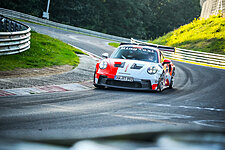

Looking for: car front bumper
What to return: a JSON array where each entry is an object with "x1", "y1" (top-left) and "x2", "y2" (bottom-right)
[{"x1": 94, "y1": 75, "x2": 159, "y2": 91}]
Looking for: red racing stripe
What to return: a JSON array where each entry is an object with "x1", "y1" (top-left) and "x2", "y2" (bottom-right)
[
  {"x1": 165, "y1": 79, "x2": 170, "y2": 86},
  {"x1": 96, "y1": 59, "x2": 119, "y2": 79}
]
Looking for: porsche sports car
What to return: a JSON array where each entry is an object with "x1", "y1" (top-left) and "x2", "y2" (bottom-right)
[{"x1": 93, "y1": 43, "x2": 175, "y2": 92}]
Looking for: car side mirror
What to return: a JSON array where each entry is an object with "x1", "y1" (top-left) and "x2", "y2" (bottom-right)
[{"x1": 102, "y1": 53, "x2": 109, "y2": 59}]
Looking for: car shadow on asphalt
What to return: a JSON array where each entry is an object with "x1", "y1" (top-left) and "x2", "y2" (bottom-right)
[{"x1": 93, "y1": 86, "x2": 178, "y2": 95}]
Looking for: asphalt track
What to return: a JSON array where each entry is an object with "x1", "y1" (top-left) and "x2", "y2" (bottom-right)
[{"x1": 0, "y1": 23, "x2": 225, "y2": 141}]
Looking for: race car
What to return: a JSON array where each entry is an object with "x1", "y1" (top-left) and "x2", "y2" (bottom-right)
[{"x1": 93, "y1": 43, "x2": 175, "y2": 92}]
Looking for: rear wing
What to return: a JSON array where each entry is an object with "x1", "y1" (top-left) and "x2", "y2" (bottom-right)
[
  {"x1": 152, "y1": 44, "x2": 176, "y2": 53},
  {"x1": 121, "y1": 39, "x2": 176, "y2": 53}
]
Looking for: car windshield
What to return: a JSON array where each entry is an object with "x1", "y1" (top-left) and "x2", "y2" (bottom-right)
[{"x1": 110, "y1": 46, "x2": 158, "y2": 63}]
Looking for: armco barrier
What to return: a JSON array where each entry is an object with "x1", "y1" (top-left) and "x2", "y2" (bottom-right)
[
  {"x1": 1, "y1": 8, "x2": 224, "y2": 69},
  {"x1": 131, "y1": 38, "x2": 225, "y2": 69},
  {"x1": 0, "y1": 15, "x2": 31, "y2": 55},
  {"x1": 0, "y1": 8, "x2": 129, "y2": 43}
]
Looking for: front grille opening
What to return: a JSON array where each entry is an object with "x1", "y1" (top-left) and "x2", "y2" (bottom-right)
[
  {"x1": 141, "y1": 80, "x2": 152, "y2": 89},
  {"x1": 106, "y1": 80, "x2": 142, "y2": 88},
  {"x1": 98, "y1": 75, "x2": 107, "y2": 84}
]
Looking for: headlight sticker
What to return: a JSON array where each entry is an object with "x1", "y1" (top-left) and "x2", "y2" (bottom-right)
[
  {"x1": 99, "y1": 61, "x2": 107, "y2": 69},
  {"x1": 147, "y1": 66, "x2": 158, "y2": 74}
]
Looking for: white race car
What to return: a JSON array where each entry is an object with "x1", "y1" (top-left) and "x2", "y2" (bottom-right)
[{"x1": 94, "y1": 43, "x2": 175, "y2": 92}]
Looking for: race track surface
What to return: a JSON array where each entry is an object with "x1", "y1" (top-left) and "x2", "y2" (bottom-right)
[{"x1": 0, "y1": 23, "x2": 224, "y2": 141}]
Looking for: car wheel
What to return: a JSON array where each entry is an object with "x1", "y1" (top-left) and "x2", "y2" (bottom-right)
[
  {"x1": 93, "y1": 69, "x2": 105, "y2": 89},
  {"x1": 157, "y1": 72, "x2": 165, "y2": 92},
  {"x1": 157, "y1": 79, "x2": 162, "y2": 92},
  {"x1": 169, "y1": 77, "x2": 174, "y2": 89}
]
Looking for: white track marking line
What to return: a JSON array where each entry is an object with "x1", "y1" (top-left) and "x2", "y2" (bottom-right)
[
  {"x1": 193, "y1": 120, "x2": 225, "y2": 128},
  {"x1": 153, "y1": 103, "x2": 225, "y2": 112},
  {"x1": 111, "y1": 114, "x2": 178, "y2": 125},
  {"x1": 68, "y1": 43, "x2": 102, "y2": 61}
]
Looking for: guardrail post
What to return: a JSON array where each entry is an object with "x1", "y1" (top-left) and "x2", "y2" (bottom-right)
[
  {"x1": 3, "y1": 18, "x2": 7, "y2": 32},
  {"x1": 0, "y1": 16, "x2": 2, "y2": 31},
  {"x1": 8, "y1": 20, "x2": 11, "y2": 32},
  {"x1": 15, "y1": 23, "x2": 19, "y2": 31},
  {"x1": 19, "y1": 24, "x2": 22, "y2": 31},
  {"x1": 12, "y1": 21, "x2": 16, "y2": 32}
]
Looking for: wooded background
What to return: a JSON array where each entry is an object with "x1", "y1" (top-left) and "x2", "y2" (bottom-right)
[{"x1": 0, "y1": 0, "x2": 201, "y2": 39}]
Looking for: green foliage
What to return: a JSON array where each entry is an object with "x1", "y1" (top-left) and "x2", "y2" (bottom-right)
[
  {"x1": 0, "y1": 31, "x2": 85, "y2": 71},
  {"x1": 150, "y1": 32, "x2": 173, "y2": 45},
  {"x1": 0, "y1": 0, "x2": 200, "y2": 40},
  {"x1": 109, "y1": 43, "x2": 120, "y2": 48},
  {"x1": 151, "y1": 15, "x2": 225, "y2": 54}
]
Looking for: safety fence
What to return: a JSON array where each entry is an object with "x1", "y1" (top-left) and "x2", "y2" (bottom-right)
[
  {"x1": 131, "y1": 38, "x2": 225, "y2": 69},
  {"x1": 1, "y1": 8, "x2": 224, "y2": 69},
  {"x1": 0, "y1": 8, "x2": 129, "y2": 43},
  {"x1": 0, "y1": 15, "x2": 31, "y2": 55}
]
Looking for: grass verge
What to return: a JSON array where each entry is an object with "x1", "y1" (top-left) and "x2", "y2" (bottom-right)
[
  {"x1": 13, "y1": 18, "x2": 46, "y2": 26},
  {"x1": 0, "y1": 31, "x2": 86, "y2": 71},
  {"x1": 150, "y1": 15, "x2": 225, "y2": 55},
  {"x1": 109, "y1": 42, "x2": 120, "y2": 48}
]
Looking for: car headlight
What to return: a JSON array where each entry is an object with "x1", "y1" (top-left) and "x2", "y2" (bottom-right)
[
  {"x1": 147, "y1": 66, "x2": 158, "y2": 74},
  {"x1": 99, "y1": 61, "x2": 108, "y2": 69}
]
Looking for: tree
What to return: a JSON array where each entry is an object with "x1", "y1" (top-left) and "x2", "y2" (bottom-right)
[{"x1": 0, "y1": 0, "x2": 201, "y2": 39}]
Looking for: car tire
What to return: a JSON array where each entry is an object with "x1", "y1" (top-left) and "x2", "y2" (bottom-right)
[
  {"x1": 93, "y1": 69, "x2": 105, "y2": 89},
  {"x1": 157, "y1": 77, "x2": 163, "y2": 92},
  {"x1": 157, "y1": 79, "x2": 162, "y2": 92},
  {"x1": 157, "y1": 72, "x2": 165, "y2": 92},
  {"x1": 93, "y1": 69, "x2": 96, "y2": 83},
  {"x1": 169, "y1": 77, "x2": 174, "y2": 89}
]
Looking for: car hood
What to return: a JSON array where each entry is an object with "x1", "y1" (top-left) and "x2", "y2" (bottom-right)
[{"x1": 106, "y1": 58, "x2": 162, "y2": 78}]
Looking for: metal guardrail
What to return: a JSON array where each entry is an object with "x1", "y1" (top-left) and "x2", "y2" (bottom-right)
[
  {"x1": 1, "y1": 8, "x2": 224, "y2": 68},
  {"x1": 0, "y1": 8, "x2": 130, "y2": 43},
  {"x1": 0, "y1": 15, "x2": 31, "y2": 55},
  {"x1": 131, "y1": 38, "x2": 225, "y2": 68}
]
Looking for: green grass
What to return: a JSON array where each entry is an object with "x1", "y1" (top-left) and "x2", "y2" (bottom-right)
[
  {"x1": 109, "y1": 42, "x2": 120, "y2": 48},
  {"x1": 13, "y1": 18, "x2": 46, "y2": 26},
  {"x1": 150, "y1": 15, "x2": 225, "y2": 55},
  {"x1": 0, "y1": 31, "x2": 86, "y2": 71}
]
